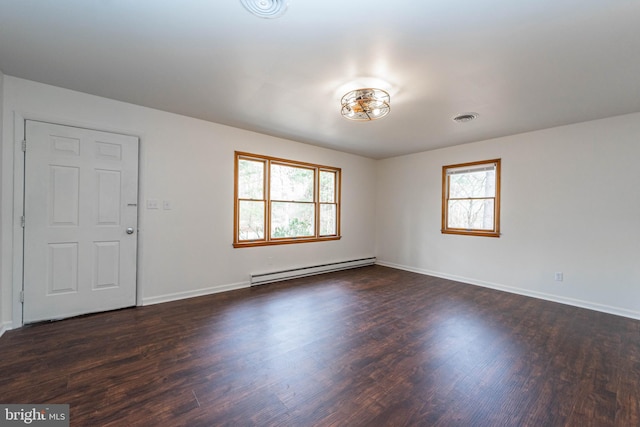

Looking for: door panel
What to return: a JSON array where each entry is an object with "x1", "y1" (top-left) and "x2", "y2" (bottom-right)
[
  {"x1": 24, "y1": 120, "x2": 139, "y2": 323},
  {"x1": 93, "y1": 241, "x2": 120, "y2": 289},
  {"x1": 47, "y1": 243, "x2": 78, "y2": 294},
  {"x1": 49, "y1": 165, "x2": 80, "y2": 226}
]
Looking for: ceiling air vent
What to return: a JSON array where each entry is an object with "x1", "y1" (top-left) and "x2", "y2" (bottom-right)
[
  {"x1": 452, "y1": 112, "x2": 479, "y2": 123},
  {"x1": 240, "y1": 0, "x2": 288, "y2": 18}
]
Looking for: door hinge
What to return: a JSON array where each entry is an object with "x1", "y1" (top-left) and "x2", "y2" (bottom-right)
[
  {"x1": 21, "y1": 140, "x2": 26, "y2": 152},
  {"x1": 21, "y1": 216, "x2": 25, "y2": 228},
  {"x1": 20, "y1": 291, "x2": 24, "y2": 303}
]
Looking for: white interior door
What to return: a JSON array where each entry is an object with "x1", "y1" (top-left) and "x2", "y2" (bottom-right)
[{"x1": 23, "y1": 120, "x2": 139, "y2": 323}]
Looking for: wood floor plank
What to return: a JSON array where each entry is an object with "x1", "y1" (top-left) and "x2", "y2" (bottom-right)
[{"x1": 1, "y1": 265, "x2": 639, "y2": 426}]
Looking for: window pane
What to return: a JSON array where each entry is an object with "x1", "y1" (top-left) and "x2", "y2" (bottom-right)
[
  {"x1": 238, "y1": 200, "x2": 265, "y2": 240},
  {"x1": 320, "y1": 171, "x2": 336, "y2": 203},
  {"x1": 448, "y1": 199, "x2": 495, "y2": 230},
  {"x1": 449, "y1": 170, "x2": 495, "y2": 199},
  {"x1": 271, "y1": 164, "x2": 314, "y2": 202},
  {"x1": 238, "y1": 159, "x2": 264, "y2": 199},
  {"x1": 319, "y1": 204, "x2": 336, "y2": 235},
  {"x1": 271, "y1": 202, "x2": 314, "y2": 238}
]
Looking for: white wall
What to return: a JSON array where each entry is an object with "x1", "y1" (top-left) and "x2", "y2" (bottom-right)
[
  {"x1": 0, "y1": 76, "x2": 376, "y2": 327},
  {"x1": 0, "y1": 70, "x2": 5, "y2": 336},
  {"x1": 376, "y1": 112, "x2": 640, "y2": 318},
  {"x1": 3, "y1": 75, "x2": 639, "y2": 331}
]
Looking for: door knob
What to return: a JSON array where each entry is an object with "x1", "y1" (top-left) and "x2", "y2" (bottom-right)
[{"x1": 126, "y1": 227, "x2": 135, "y2": 234}]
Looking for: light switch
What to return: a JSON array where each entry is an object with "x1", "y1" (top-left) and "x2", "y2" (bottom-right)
[
  {"x1": 163, "y1": 200, "x2": 172, "y2": 210},
  {"x1": 146, "y1": 199, "x2": 159, "y2": 209}
]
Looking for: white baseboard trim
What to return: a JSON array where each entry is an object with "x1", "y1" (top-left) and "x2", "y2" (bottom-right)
[
  {"x1": 141, "y1": 281, "x2": 251, "y2": 306},
  {"x1": 376, "y1": 260, "x2": 640, "y2": 321},
  {"x1": 0, "y1": 321, "x2": 13, "y2": 339}
]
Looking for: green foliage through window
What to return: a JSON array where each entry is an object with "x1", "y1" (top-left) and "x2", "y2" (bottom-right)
[{"x1": 234, "y1": 152, "x2": 341, "y2": 247}]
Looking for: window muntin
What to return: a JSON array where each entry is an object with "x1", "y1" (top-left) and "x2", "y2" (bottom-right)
[
  {"x1": 442, "y1": 159, "x2": 500, "y2": 237},
  {"x1": 238, "y1": 200, "x2": 265, "y2": 240},
  {"x1": 270, "y1": 163, "x2": 314, "y2": 202},
  {"x1": 319, "y1": 171, "x2": 336, "y2": 203},
  {"x1": 319, "y1": 170, "x2": 338, "y2": 236},
  {"x1": 319, "y1": 203, "x2": 337, "y2": 236},
  {"x1": 234, "y1": 152, "x2": 341, "y2": 247},
  {"x1": 237, "y1": 158, "x2": 266, "y2": 241},
  {"x1": 238, "y1": 158, "x2": 265, "y2": 199},
  {"x1": 271, "y1": 202, "x2": 315, "y2": 238}
]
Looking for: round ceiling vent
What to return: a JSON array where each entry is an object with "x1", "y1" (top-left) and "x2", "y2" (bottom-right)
[
  {"x1": 240, "y1": 0, "x2": 289, "y2": 18},
  {"x1": 452, "y1": 112, "x2": 479, "y2": 123}
]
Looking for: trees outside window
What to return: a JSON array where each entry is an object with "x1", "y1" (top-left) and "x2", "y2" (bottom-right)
[
  {"x1": 442, "y1": 159, "x2": 500, "y2": 237},
  {"x1": 234, "y1": 152, "x2": 341, "y2": 247}
]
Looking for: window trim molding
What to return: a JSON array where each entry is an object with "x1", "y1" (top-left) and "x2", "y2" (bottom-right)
[
  {"x1": 441, "y1": 158, "x2": 501, "y2": 238},
  {"x1": 234, "y1": 151, "x2": 341, "y2": 248}
]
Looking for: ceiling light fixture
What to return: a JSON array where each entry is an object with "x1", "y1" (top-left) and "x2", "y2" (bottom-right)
[
  {"x1": 341, "y1": 88, "x2": 391, "y2": 121},
  {"x1": 240, "y1": 0, "x2": 289, "y2": 18}
]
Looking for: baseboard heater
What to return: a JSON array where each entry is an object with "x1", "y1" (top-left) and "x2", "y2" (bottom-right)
[{"x1": 250, "y1": 257, "x2": 376, "y2": 286}]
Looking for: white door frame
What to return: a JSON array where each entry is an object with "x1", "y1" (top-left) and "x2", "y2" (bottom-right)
[{"x1": 11, "y1": 112, "x2": 143, "y2": 328}]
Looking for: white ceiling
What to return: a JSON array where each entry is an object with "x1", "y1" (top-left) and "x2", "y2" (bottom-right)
[{"x1": 1, "y1": 0, "x2": 639, "y2": 159}]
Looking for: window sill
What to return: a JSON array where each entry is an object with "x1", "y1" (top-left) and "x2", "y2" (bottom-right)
[
  {"x1": 233, "y1": 236, "x2": 342, "y2": 248},
  {"x1": 441, "y1": 230, "x2": 500, "y2": 238}
]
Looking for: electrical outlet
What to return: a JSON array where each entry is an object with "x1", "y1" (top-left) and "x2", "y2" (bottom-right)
[{"x1": 554, "y1": 272, "x2": 563, "y2": 282}]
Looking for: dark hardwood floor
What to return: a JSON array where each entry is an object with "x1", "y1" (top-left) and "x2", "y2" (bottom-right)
[{"x1": 1, "y1": 265, "x2": 639, "y2": 426}]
